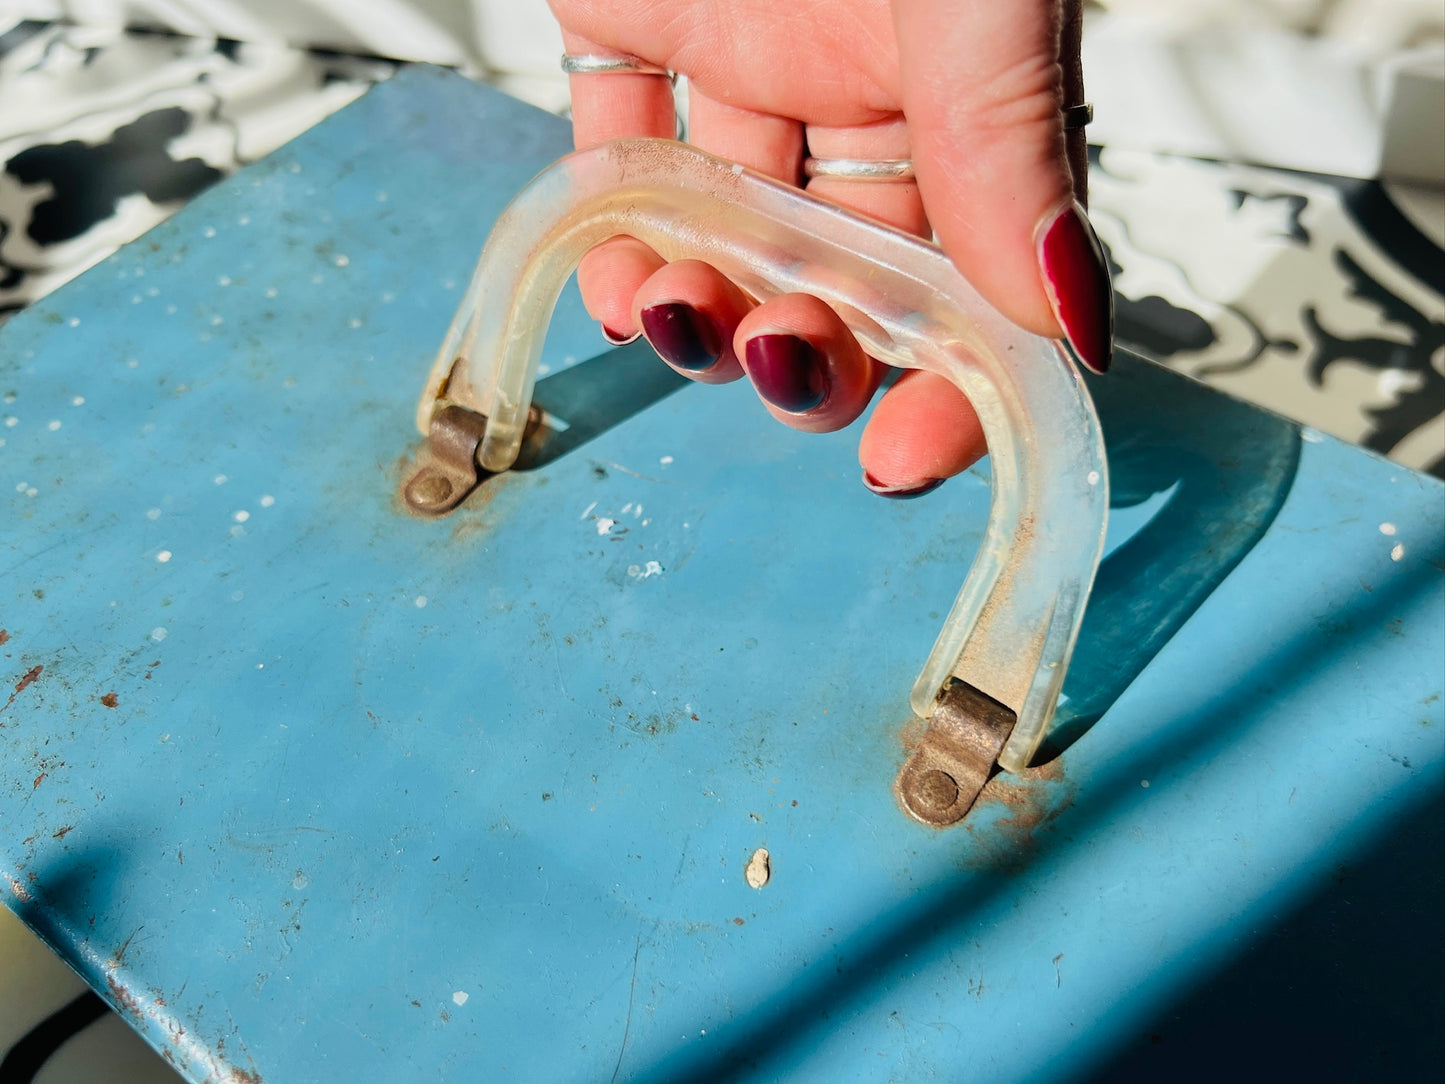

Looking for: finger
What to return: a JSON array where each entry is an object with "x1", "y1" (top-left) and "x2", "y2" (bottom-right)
[
  {"x1": 633, "y1": 260, "x2": 751, "y2": 384},
  {"x1": 687, "y1": 84, "x2": 804, "y2": 183},
  {"x1": 858, "y1": 370, "x2": 988, "y2": 497},
  {"x1": 1060, "y1": 0, "x2": 1088, "y2": 206},
  {"x1": 577, "y1": 237, "x2": 665, "y2": 342},
  {"x1": 803, "y1": 118, "x2": 928, "y2": 237},
  {"x1": 735, "y1": 294, "x2": 883, "y2": 434},
  {"x1": 561, "y1": 31, "x2": 676, "y2": 147},
  {"x1": 894, "y1": 0, "x2": 1112, "y2": 373},
  {"x1": 562, "y1": 31, "x2": 676, "y2": 341}
]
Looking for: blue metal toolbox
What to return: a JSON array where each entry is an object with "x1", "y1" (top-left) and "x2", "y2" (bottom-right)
[{"x1": 2, "y1": 67, "x2": 1441, "y2": 1081}]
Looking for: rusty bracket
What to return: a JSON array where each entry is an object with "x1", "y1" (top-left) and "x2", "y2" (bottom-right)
[
  {"x1": 401, "y1": 405, "x2": 491, "y2": 516},
  {"x1": 897, "y1": 679, "x2": 1018, "y2": 827}
]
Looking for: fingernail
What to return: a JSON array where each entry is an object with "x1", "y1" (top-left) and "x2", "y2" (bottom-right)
[
  {"x1": 862, "y1": 470, "x2": 944, "y2": 500},
  {"x1": 1037, "y1": 201, "x2": 1114, "y2": 374},
  {"x1": 744, "y1": 334, "x2": 827, "y2": 413},
  {"x1": 602, "y1": 323, "x2": 640, "y2": 346},
  {"x1": 640, "y1": 302, "x2": 722, "y2": 372}
]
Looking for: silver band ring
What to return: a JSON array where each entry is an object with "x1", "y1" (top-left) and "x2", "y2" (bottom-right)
[
  {"x1": 1062, "y1": 103, "x2": 1094, "y2": 130},
  {"x1": 560, "y1": 53, "x2": 671, "y2": 77},
  {"x1": 803, "y1": 158, "x2": 916, "y2": 182}
]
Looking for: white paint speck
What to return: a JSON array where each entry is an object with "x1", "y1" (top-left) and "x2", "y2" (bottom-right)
[
  {"x1": 660, "y1": 456, "x2": 674, "y2": 466},
  {"x1": 443, "y1": 279, "x2": 456, "y2": 290},
  {"x1": 4, "y1": 417, "x2": 15, "y2": 428},
  {"x1": 1140, "y1": 780, "x2": 1150, "y2": 788},
  {"x1": 147, "y1": 287, "x2": 159, "y2": 297},
  {"x1": 71, "y1": 396, "x2": 84, "y2": 406},
  {"x1": 335, "y1": 255, "x2": 350, "y2": 267},
  {"x1": 579, "y1": 501, "x2": 597, "y2": 520},
  {"x1": 231, "y1": 590, "x2": 245, "y2": 602},
  {"x1": 210, "y1": 315, "x2": 224, "y2": 326},
  {"x1": 452, "y1": 991, "x2": 469, "y2": 1007},
  {"x1": 164, "y1": 305, "x2": 177, "y2": 316},
  {"x1": 2, "y1": 394, "x2": 12, "y2": 404},
  {"x1": 146, "y1": 508, "x2": 161, "y2": 520},
  {"x1": 1380, "y1": 522, "x2": 1397, "y2": 536},
  {"x1": 156, "y1": 550, "x2": 172, "y2": 563},
  {"x1": 151, "y1": 627, "x2": 168, "y2": 642},
  {"x1": 311, "y1": 273, "x2": 324, "y2": 285},
  {"x1": 230, "y1": 525, "x2": 246, "y2": 538},
  {"x1": 218, "y1": 275, "x2": 232, "y2": 286},
  {"x1": 264, "y1": 287, "x2": 278, "y2": 299},
  {"x1": 203, "y1": 226, "x2": 217, "y2": 238},
  {"x1": 627, "y1": 560, "x2": 664, "y2": 580},
  {"x1": 1391, "y1": 542, "x2": 1405, "y2": 562},
  {"x1": 415, "y1": 595, "x2": 428, "y2": 608},
  {"x1": 24, "y1": 487, "x2": 37, "y2": 498},
  {"x1": 238, "y1": 215, "x2": 250, "y2": 226},
  {"x1": 348, "y1": 317, "x2": 362, "y2": 329},
  {"x1": 380, "y1": 291, "x2": 395, "y2": 303},
  {"x1": 596, "y1": 517, "x2": 615, "y2": 535},
  {"x1": 68, "y1": 317, "x2": 80, "y2": 327},
  {"x1": 131, "y1": 294, "x2": 143, "y2": 304},
  {"x1": 256, "y1": 663, "x2": 265, "y2": 670},
  {"x1": 14, "y1": 482, "x2": 25, "y2": 493},
  {"x1": 292, "y1": 872, "x2": 308, "y2": 889},
  {"x1": 233, "y1": 510, "x2": 250, "y2": 523},
  {"x1": 537, "y1": 363, "x2": 550, "y2": 377},
  {"x1": 1087, "y1": 470, "x2": 1100, "y2": 486},
  {"x1": 641, "y1": 519, "x2": 650, "y2": 527},
  {"x1": 47, "y1": 420, "x2": 60, "y2": 431},
  {"x1": 621, "y1": 502, "x2": 633, "y2": 514},
  {"x1": 1301, "y1": 428, "x2": 1323, "y2": 444},
  {"x1": 745, "y1": 848, "x2": 771, "y2": 889},
  {"x1": 259, "y1": 494, "x2": 275, "y2": 508},
  {"x1": 376, "y1": 190, "x2": 388, "y2": 202},
  {"x1": 214, "y1": 474, "x2": 228, "y2": 485}
]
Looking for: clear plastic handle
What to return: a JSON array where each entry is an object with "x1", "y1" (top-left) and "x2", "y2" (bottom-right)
[{"x1": 417, "y1": 138, "x2": 1108, "y2": 777}]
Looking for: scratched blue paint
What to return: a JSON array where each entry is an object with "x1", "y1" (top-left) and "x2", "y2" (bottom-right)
[{"x1": 1, "y1": 68, "x2": 1441, "y2": 1081}]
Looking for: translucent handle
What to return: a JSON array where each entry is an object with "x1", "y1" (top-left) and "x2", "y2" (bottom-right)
[{"x1": 419, "y1": 139, "x2": 1108, "y2": 772}]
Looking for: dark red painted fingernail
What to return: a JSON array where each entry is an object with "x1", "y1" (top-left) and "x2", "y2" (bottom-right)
[
  {"x1": 1037, "y1": 201, "x2": 1114, "y2": 374},
  {"x1": 602, "y1": 323, "x2": 640, "y2": 346},
  {"x1": 640, "y1": 302, "x2": 723, "y2": 372},
  {"x1": 862, "y1": 471, "x2": 945, "y2": 500},
  {"x1": 744, "y1": 334, "x2": 827, "y2": 413}
]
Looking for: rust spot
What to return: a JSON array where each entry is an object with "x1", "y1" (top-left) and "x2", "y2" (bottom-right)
[
  {"x1": 52, "y1": 825, "x2": 73, "y2": 840},
  {"x1": 101, "y1": 692, "x2": 119, "y2": 708},
  {"x1": 959, "y1": 758, "x2": 1077, "y2": 873},
  {"x1": 0, "y1": 629, "x2": 8, "y2": 645},
  {"x1": 32, "y1": 772, "x2": 46, "y2": 789},
  {"x1": 0, "y1": 664, "x2": 43, "y2": 716},
  {"x1": 732, "y1": 917, "x2": 745, "y2": 926}
]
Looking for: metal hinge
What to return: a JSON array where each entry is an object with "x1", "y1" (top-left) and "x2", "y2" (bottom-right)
[
  {"x1": 401, "y1": 405, "x2": 491, "y2": 516},
  {"x1": 897, "y1": 679, "x2": 1018, "y2": 827}
]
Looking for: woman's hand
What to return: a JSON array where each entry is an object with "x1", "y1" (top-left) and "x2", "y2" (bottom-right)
[{"x1": 549, "y1": 0, "x2": 1111, "y2": 496}]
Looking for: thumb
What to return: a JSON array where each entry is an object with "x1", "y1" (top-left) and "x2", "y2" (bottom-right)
[{"x1": 893, "y1": 0, "x2": 1112, "y2": 373}]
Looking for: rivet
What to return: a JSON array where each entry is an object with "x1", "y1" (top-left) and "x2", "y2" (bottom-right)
[
  {"x1": 406, "y1": 469, "x2": 454, "y2": 509},
  {"x1": 906, "y1": 767, "x2": 960, "y2": 821}
]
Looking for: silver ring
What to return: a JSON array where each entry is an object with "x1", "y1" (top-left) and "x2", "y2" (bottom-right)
[
  {"x1": 1062, "y1": 103, "x2": 1094, "y2": 130},
  {"x1": 803, "y1": 158, "x2": 915, "y2": 182},
  {"x1": 560, "y1": 52, "x2": 671, "y2": 77}
]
